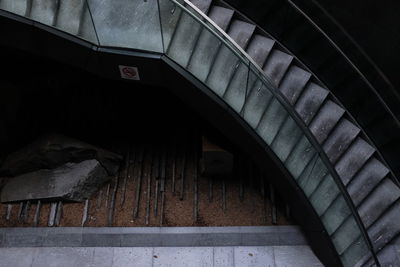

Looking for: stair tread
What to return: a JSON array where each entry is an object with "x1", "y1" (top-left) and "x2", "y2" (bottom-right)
[
  {"x1": 309, "y1": 100, "x2": 345, "y2": 144},
  {"x1": 295, "y1": 82, "x2": 329, "y2": 125},
  {"x1": 227, "y1": 20, "x2": 256, "y2": 49},
  {"x1": 56, "y1": 0, "x2": 85, "y2": 36},
  {"x1": 335, "y1": 137, "x2": 375, "y2": 185},
  {"x1": 246, "y1": 35, "x2": 275, "y2": 68},
  {"x1": 347, "y1": 158, "x2": 390, "y2": 206},
  {"x1": 190, "y1": 0, "x2": 212, "y2": 13},
  {"x1": 0, "y1": 1, "x2": 28, "y2": 16},
  {"x1": 375, "y1": 236, "x2": 400, "y2": 267},
  {"x1": 321, "y1": 196, "x2": 351, "y2": 235},
  {"x1": 368, "y1": 199, "x2": 400, "y2": 251},
  {"x1": 30, "y1": 0, "x2": 58, "y2": 26},
  {"x1": 358, "y1": 179, "x2": 400, "y2": 228},
  {"x1": 279, "y1": 66, "x2": 312, "y2": 105},
  {"x1": 322, "y1": 119, "x2": 360, "y2": 164},
  {"x1": 208, "y1": 6, "x2": 234, "y2": 31},
  {"x1": 263, "y1": 50, "x2": 293, "y2": 87}
]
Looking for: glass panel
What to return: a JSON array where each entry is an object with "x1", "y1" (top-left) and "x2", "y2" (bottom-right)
[
  {"x1": 159, "y1": 0, "x2": 183, "y2": 50},
  {"x1": 309, "y1": 174, "x2": 340, "y2": 215},
  {"x1": 187, "y1": 21, "x2": 224, "y2": 82},
  {"x1": 87, "y1": 0, "x2": 162, "y2": 52},
  {"x1": 340, "y1": 237, "x2": 371, "y2": 267},
  {"x1": 164, "y1": 4, "x2": 204, "y2": 67},
  {"x1": 332, "y1": 216, "x2": 362, "y2": 255},
  {"x1": 285, "y1": 135, "x2": 317, "y2": 179},
  {"x1": 223, "y1": 61, "x2": 249, "y2": 113},
  {"x1": 0, "y1": 0, "x2": 28, "y2": 16},
  {"x1": 297, "y1": 156, "x2": 328, "y2": 197},
  {"x1": 322, "y1": 196, "x2": 352, "y2": 235},
  {"x1": 241, "y1": 78, "x2": 273, "y2": 129},
  {"x1": 256, "y1": 97, "x2": 288, "y2": 145},
  {"x1": 271, "y1": 115, "x2": 303, "y2": 162}
]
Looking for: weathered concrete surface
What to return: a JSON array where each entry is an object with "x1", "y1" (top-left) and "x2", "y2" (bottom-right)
[
  {"x1": 0, "y1": 134, "x2": 122, "y2": 176},
  {"x1": 0, "y1": 159, "x2": 109, "y2": 202}
]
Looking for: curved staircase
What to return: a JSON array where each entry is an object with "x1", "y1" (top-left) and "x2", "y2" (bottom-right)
[{"x1": 0, "y1": 0, "x2": 399, "y2": 266}]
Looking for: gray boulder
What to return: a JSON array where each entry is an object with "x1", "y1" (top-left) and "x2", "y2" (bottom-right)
[
  {"x1": 1, "y1": 159, "x2": 109, "y2": 202},
  {"x1": 0, "y1": 134, "x2": 122, "y2": 176}
]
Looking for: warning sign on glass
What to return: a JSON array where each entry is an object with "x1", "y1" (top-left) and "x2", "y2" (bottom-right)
[{"x1": 119, "y1": 65, "x2": 140, "y2": 80}]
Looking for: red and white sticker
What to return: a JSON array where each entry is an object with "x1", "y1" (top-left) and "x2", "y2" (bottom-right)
[{"x1": 119, "y1": 65, "x2": 140, "y2": 80}]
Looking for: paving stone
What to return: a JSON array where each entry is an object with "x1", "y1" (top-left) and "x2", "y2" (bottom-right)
[
  {"x1": 274, "y1": 246, "x2": 323, "y2": 267},
  {"x1": 112, "y1": 247, "x2": 153, "y2": 267},
  {"x1": 0, "y1": 247, "x2": 37, "y2": 267},
  {"x1": 153, "y1": 247, "x2": 213, "y2": 267},
  {"x1": 233, "y1": 246, "x2": 275, "y2": 267},
  {"x1": 31, "y1": 247, "x2": 94, "y2": 267},
  {"x1": 92, "y1": 247, "x2": 114, "y2": 267},
  {"x1": 214, "y1": 247, "x2": 234, "y2": 267}
]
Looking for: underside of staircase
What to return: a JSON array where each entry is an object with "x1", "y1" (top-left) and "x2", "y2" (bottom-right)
[{"x1": 0, "y1": 0, "x2": 399, "y2": 266}]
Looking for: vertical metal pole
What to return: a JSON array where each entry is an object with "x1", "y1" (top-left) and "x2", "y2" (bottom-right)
[
  {"x1": 48, "y1": 202, "x2": 57, "y2": 227},
  {"x1": 193, "y1": 148, "x2": 198, "y2": 222},
  {"x1": 108, "y1": 171, "x2": 120, "y2": 226},
  {"x1": 222, "y1": 180, "x2": 226, "y2": 212},
  {"x1": 270, "y1": 185, "x2": 277, "y2": 225},
  {"x1": 180, "y1": 146, "x2": 186, "y2": 201},
  {"x1": 145, "y1": 150, "x2": 153, "y2": 225},
  {"x1": 6, "y1": 204, "x2": 12, "y2": 221},
  {"x1": 33, "y1": 201, "x2": 41, "y2": 227},
  {"x1": 120, "y1": 148, "x2": 131, "y2": 208},
  {"x1": 55, "y1": 201, "x2": 63, "y2": 226},
  {"x1": 82, "y1": 199, "x2": 89, "y2": 226},
  {"x1": 133, "y1": 147, "x2": 144, "y2": 219},
  {"x1": 208, "y1": 178, "x2": 213, "y2": 202}
]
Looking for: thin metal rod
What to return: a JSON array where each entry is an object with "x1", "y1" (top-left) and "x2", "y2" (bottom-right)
[
  {"x1": 193, "y1": 146, "x2": 198, "y2": 222},
  {"x1": 208, "y1": 178, "x2": 213, "y2": 202},
  {"x1": 120, "y1": 148, "x2": 131, "y2": 208},
  {"x1": 222, "y1": 180, "x2": 226, "y2": 212},
  {"x1": 96, "y1": 189, "x2": 103, "y2": 209},
  {"x1": 270, "y1": 185, "x2": 277, "y2": 225},
  {"x1": 145, "y1": 151, "x2": 153, "y2": 225},
  {"x1": 108, "y1": 171, "x2": 120, "y2": 226},
  {"x1": 17, "y1": 202, "x2": 24, "y2": 223},
  {"x1": 154, "y1": 180, "x2": 159, "y2": 217},
  {"x1": 159, "y1": 148, "x2": 167, "y2": 226},
  {"x1": 33, "y1": 201, "x2": 41, "y2": 227},
  {"x1": 171, "y1": 142, "x2": 176, "y2": 194},
  {"x1": 180, "y1": 147, "x2": 186, "y2": 201},
  {"x1": 55, "y1": 201, "x2": 63, "y2": 226},
  {"x1": 48, "y1": 202, "x2": 57, "y2": 227},
  {"x1": 22, "y1": 200, "x2": 31, "y2": 223},
  {"x1": 82, "y1": 199, "x2": 89, "y2": 226},
  {"x1": 134, "y1": 148, "x2": 144, "y2": 219},
  {"x1": 6, "y1": 204, "x2": 12, "y2": 221},
  {"x1": 105, "y1": 183, "x2": 110, "y2": 209}
]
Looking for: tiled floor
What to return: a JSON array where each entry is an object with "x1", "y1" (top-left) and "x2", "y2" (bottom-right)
[{"x1": 0, "y1": 246, "x2": 323, "y2": 267}]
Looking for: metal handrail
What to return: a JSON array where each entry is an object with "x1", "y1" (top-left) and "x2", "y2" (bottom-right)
[{"x1": 166, "y1": 0, "x2": 379, "y2": 265}]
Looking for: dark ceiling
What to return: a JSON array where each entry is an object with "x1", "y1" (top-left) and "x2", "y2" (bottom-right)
[{"x1": 316, "y1": 0, "x2": 400, "y2": 92}]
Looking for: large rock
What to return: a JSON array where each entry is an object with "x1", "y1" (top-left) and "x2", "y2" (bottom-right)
[
  {"x1": 0, "y1": 134, "x2": 122, "y2": 176},
  {"x1": 1, "y1": 159, "x2": 109, "y2": 202}
]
